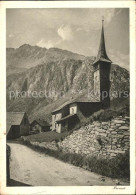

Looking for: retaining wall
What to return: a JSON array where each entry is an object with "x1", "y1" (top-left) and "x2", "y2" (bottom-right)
[{"x1": 58, "y1": 116, "x2": 129, "y2": 158}]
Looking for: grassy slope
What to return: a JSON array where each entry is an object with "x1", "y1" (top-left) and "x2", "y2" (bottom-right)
[{"x1": 22, "y1": 131, "x2": 69, "y2": 143}]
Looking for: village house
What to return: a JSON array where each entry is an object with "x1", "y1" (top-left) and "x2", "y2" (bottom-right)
[
  {"x1": 52, "y1": 19, "x2": 112, "y2": 133},
  {"x1": 7, "y1": 112, "x2": 30, "y2": 140},
  {"x1": 30, "y1": 119, "x2": 50, "y2": 133},
  {"x1": 52, "y1": 98, "x2": 102, "y2": 133}
]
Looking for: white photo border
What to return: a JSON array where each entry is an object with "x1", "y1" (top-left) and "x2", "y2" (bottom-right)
[{"x1": 0, "y1": 1, "x2": 135, "y2": 194}]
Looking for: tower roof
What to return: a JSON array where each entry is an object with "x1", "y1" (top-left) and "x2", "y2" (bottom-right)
[{"x1": 93, "y1": 18, "x2": 112, "y2": 65}]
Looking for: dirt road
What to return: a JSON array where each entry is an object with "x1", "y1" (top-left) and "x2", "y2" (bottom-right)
[{"x1": 8, "y1": 143, "x2": 126, "y2": 186}]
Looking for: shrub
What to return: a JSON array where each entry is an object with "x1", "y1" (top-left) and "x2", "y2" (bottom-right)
[
  {"x1": 88, "y1": 107, "x2": 129, "y2": 122},
  {"x1": 86, "y1": 152, "x2": 130, "y2": 179}
]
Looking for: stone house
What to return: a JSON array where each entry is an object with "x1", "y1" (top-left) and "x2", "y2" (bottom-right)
[
  {"x1": 52, "y1": 98, "x2": 102, "y2": 133},
  {"x1": 52, "y1": 19, "x2": 112, "y2": 133},
  {"x1": 52, "y1": 101, "x2": 69, "y2": 133},
  {"x1": 7, "y1": 112, "x2": 30, "y2": 140},
  {"x1": 30, "y1": 119, "x2": 50, "y2": 133}
]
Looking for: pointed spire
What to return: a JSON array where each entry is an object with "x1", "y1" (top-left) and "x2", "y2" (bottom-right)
[{"x1": 93, "y1": 17, "x2": 112, "y2": 65}]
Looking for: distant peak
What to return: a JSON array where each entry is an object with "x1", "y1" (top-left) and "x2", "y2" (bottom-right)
[
  {"x1": 19, "y1": 44, "x2": 31, "y2": 48},
  {"x1": 18, "y1": 44, "x2": 47, "y2": 50}
]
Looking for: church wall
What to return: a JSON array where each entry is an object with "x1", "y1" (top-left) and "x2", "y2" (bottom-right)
[
  {"x1": 100, "y1": 63, "x2": 111, "y2": 108},
  {"x1": 100, "y1": 62, "x2": 111, "y2": 94},
  {"x1": 69, "y1": 103, "x2": 78, "y2": 114},
  {"x1": 94, "y1": 69, "x2": 100, "y2": 98},
  {"x1": 77, "y1": 102, "x2": 102, "y2": 117}
]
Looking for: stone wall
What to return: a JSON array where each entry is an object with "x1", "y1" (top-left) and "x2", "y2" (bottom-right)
[{"x1": 58, "y1": 116, "x2": 129, "y2": 158}]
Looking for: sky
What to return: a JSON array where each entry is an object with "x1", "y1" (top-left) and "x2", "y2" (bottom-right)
[{"x1": 6, "y1": 8, "x2": 129, "y2": 70}]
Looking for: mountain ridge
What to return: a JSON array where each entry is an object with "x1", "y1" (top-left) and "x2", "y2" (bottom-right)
[
  {"x1": 6, "y1": 44, "x2": 86, "y2": 76},
  {"x1": 7, "y1": 47, "x2": 129, "y2": 123}
]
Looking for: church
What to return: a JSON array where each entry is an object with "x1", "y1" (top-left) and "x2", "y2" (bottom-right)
[{"x1": 52, "y1": 19, "x2": 112, "y2": 133}]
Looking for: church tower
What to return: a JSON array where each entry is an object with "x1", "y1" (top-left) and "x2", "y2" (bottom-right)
[{"x1": 93, "y1": 18, "x2": 112, "y2": 108}]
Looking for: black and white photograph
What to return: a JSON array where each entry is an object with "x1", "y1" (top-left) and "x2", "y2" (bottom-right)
[{"x1": 0, "y1": 1, "x2": 135, "y2": 195}]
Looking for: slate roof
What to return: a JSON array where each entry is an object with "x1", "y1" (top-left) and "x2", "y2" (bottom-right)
[
  {"x1": 7, "y1": 112, "x2": 25, "y2": 134},
  {"x1": 56, "y1": 114, "x2": 77, "y2": 123},
  {"x1": 52, "y1": 100, "x2": 72, "y2": 113},
  {"x1": 93, "y1": 20, "x2": 112, "y2": 65},
  {"x1": 31, "y1": 119, "x2": 49, "y2": 127},
  {"x1": 73, "y1": 97, "x2": 100, "y2": 103},
  {"x1": 52, "y1": 96, "x2": 100, "y2": 113}
]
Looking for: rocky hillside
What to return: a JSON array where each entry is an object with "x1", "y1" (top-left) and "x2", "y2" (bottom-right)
[{"x1": 6, "y1": 45, "x2": 129, "y2": 122}]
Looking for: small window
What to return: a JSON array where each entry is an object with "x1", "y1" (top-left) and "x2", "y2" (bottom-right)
[{"x1": 72, "y1": 108, "x2": 74, "y2": 114}]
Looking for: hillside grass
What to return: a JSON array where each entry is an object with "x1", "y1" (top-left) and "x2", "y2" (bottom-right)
[
  {"x1": 20, "y1": 131, "x2": 70, "y2": 143},
  {"x1": 78, "y1": 97, "x2": 129, "y2": 127}
]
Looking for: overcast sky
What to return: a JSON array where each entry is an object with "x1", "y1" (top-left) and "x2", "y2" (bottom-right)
[{"x1": 6, "y1": 8, "x2": 129, "y2": 70}]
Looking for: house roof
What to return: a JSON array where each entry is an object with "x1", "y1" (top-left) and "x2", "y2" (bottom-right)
[
  {"x1": 56, "y1": 114, "x2": 77, "y2": 123},
  {"x1": 52, "y1": 96, "x2": 100, "y2": 114},
  {"x1": 7, "y1": 112, "x2": 26, "y2": 134},
  {"x1": 72, "y1": 97, "x2": 100, "y2": 103},
  {"x1": 52, "y1": 100, "x2": 72, "y2": 113},
  {"x1": 93, "y1": 19, "x2": 112, "y2": 66},
  {"x1": 31, "y1": 119, "x2": 49, "y2": 127}
]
